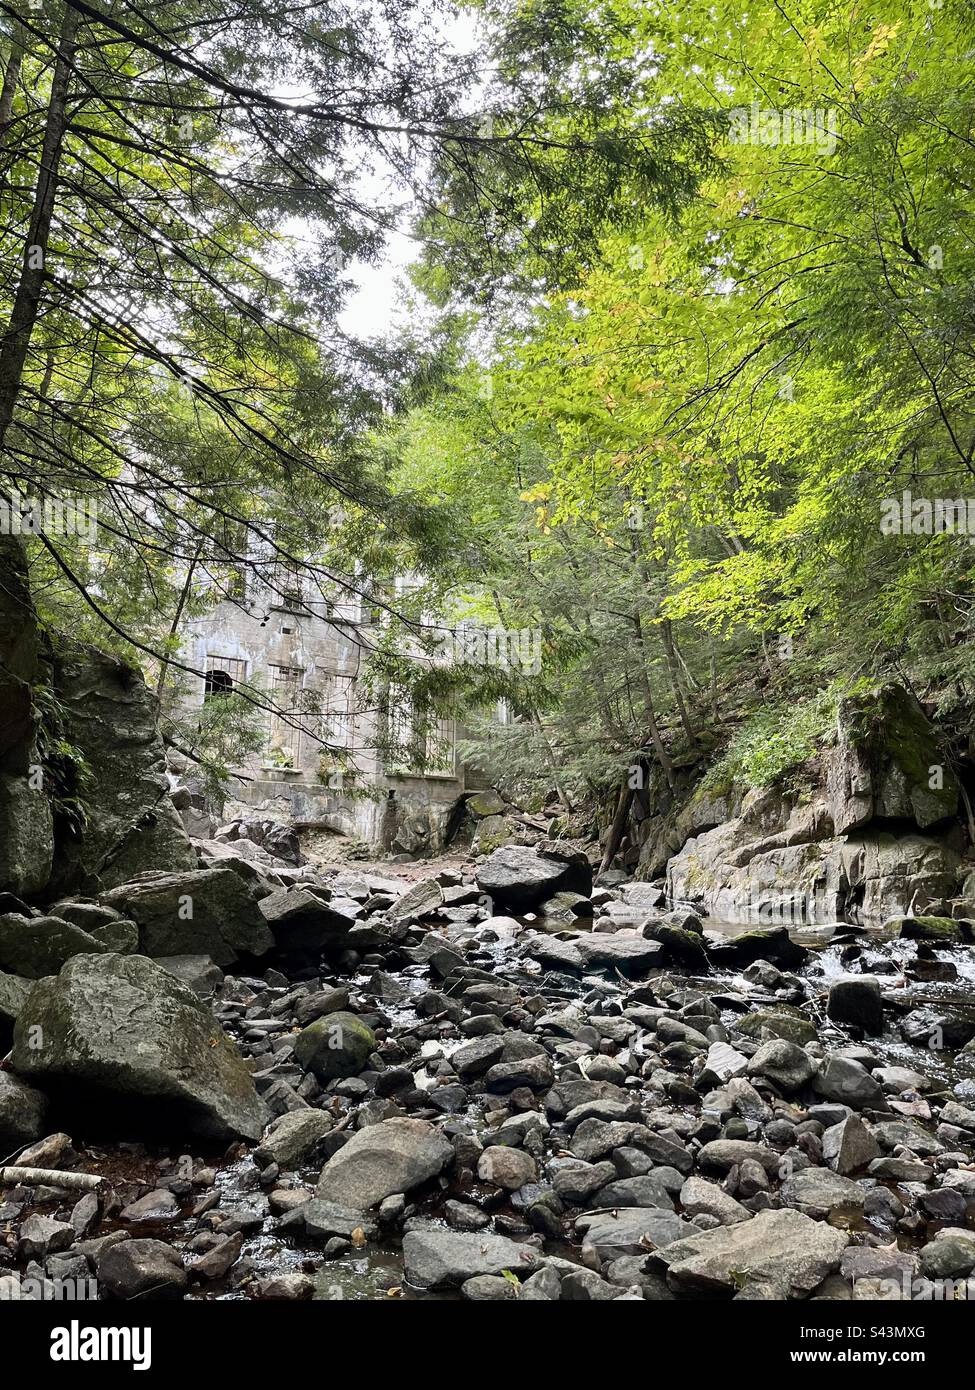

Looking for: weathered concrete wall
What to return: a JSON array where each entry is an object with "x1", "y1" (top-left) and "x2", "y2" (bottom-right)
[{"x1": 179, "y1": 579, "x2": 471, "y2": 850}]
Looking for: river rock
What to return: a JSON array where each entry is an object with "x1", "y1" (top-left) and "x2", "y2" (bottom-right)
[
  {"x1": 653, "y1": 1208, "x2": 848, "y2": 1297},
  {"x1": 10, "y1": 952, "x2": 268, "y2": 1140},
  {"x1": 96, "y1": 1238, "x2": 188, "y2": 1300},
  {"x1": 259, "y1": 886, "x2": 365, "y2": 953},
  {"x1": 316, "y1": 1118, "x2": 453, "y2": 1209},
  {"x1": 746, "y1": 1039, "x2": 816, "y2": 1093},
  {"x1": 255, "y1": 1110, "x2": 332, "y2": 1168},
  {"x1": 403, "y1": 1227, "x2": 543, "y2": 1289},
  {"x1": 780, "y1": 1168, "x2": 865, "y2": 1218},
  {"x1": 822, "y1": 1114, "x2": 881, "y2": 1175},
  {"x1": 292, "y1": 1011, "x2": 376, "y2": 1081},
  {"x1": 827, "y1": 976, "x2": 885, "y2": 1035}
]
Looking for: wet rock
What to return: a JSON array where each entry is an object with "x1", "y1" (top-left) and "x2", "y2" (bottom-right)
[
  {"x1": 653, "y1": 1208, "x2": 848, "y2": 1297},
  {"x1": 11, "y1": 952, "x2": 268, "y2": 1141},
  {"x1": 894, "y1": 915, "x2": 962, "y2": 944},
  {"x1": 827, "y1": 977, "x2": 885, "y2": 1036},
  {"x1": 250, "y1": 1273, "x2": 315, "y2": 1299},
  {"x1": 96, "y1": 1238, "x2": 187, "y2": 1300},
  {"x1": 293, "y1": 1011, "x2": 376, "y2": 1082},
  {"x1": 403, "y1": 1227, "x2": 543, "y2": 1289},
  {"x1": 316, "y1": 1118, "x2": 453, "y2": 1210},
  {"x1": 120, "y1": 1190, "x2": 180, "y2": 1222}
]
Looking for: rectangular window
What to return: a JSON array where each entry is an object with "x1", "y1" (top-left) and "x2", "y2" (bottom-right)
[{"x1": 265, "y1": 665, "x2": 303, "y2": 767}]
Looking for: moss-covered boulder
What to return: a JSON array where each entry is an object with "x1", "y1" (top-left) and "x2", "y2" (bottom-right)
[
  {"x1": 293, "y1": 1010, "x2": 377, "y2": 1082},
  {"x1": 99, "y1": 867, "x2": 273, "y2": 966},
  {"x1": 10, "y1": 952, "x2": 268, "y2": 1140},
  {"x1": 894, "y1": 915, "x2": 962, "y2": 944}
]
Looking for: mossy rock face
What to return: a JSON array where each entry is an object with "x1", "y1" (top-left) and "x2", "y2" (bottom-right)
[
  {"x1": 293, "y1": 1010, "x2": 377, "y2": 1081},
  {"x1": 894, "y1": 915, "x2": 962, "y2": 943},
  {"x1": 735, "y1": 1010, "x2": 818, "y2": 1048},
  {"x1": 838, "y1": 684, "x2": 959, "y2": 829},
  {"x1": 473, "y1": 814, "x2": 518, "y2": 855},
  {"x1": 0, "y1": 970, "x2": 30, "y2": 1049}
]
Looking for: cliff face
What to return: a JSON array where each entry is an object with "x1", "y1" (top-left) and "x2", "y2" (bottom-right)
[
  {"x1": 619, "y1": 685, "x2": 973, "y2": 925},
  {"x1": 0, "y1": 538, "x2": 195, "y2": 902}
]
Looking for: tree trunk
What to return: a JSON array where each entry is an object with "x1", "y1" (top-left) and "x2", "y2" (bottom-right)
[
  {"x1": 0, "y1": 4, "x2": 80, "y2": 451},
  {"x1": 156, "y1": 541, "x2": 203, "y2": 700},
  {"x1": 599, "y1": 777, "x2": 635, "y2": 873},
  {"x1": 630, "y1": 607, "x2": 674, "y2": 787},
  {"x1": 659, "y1": 618, "x2": 696, "y2": 746},
  {"x1": 0, "y1": 25, "x2": 24, "y2": 134}
]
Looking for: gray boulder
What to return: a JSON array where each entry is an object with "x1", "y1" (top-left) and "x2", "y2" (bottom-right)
[
  {"x1": 100, "y1": 868, "x2": 273, "y2": 966},
  {"x1": 258, "y1": 887, "x2": 367, "y2": 953},
  {"x1": 654, "y1": 1208, "x2": 848, "y2": 1297},
  {"x1": 403, "y1": 1227, "x2": 543, "y2": 1289},
  {"x1": 475, "y1": 845, "x2": 592, "y2": 911},
  {"x1": 316, "y1": 1118, "x2": 453, "y2": 1210},
  {"x1": 827, "y1": 976, "x2": 885, "y2": 1035},
  {"x1": 10, "y1": 952, "x2": 268, "y2": 1141},
  {"x1": 0, "y1": 914, "x2": 110, "y2": 979}
]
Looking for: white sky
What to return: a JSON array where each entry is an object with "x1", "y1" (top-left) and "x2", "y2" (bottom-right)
[{"x1": 337, "y1": 4, "x2": 481, "y2": 341}]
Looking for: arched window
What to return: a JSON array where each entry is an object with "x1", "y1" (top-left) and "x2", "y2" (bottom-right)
[{"x1": 204, "y1": 668, "x2": 234, "y2": 700}]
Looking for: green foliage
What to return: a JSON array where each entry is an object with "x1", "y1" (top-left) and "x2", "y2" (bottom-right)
[{"x1": 702, "y1": 692, "x2": 838, "y2": 795}]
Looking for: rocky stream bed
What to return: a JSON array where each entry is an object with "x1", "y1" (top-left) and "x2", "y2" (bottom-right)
[{"x1": 2, "y1": 841, "x2": 975, "y2": 1303}]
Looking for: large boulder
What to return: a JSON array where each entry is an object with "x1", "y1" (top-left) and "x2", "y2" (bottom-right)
[
  {"x1": 0, "y1": 913, "x2": 110, "y2": 979},
  {"x1": 47, "y1": 638, "x2": 197, "y2": 896},
  {"x1": 10, "y1": 952, "x2": 268, "y2": 1140},
  {"x1": 258, "y1": 886, "x2": 366, "y2": 953},
  {"x1": 99, "y1": 868, "x2": 273, "y2": 966},
  {"x1": 316, "y1": 1118, "x2": 453, "y2": 1210},
  {"x1": 475, "y1": 845, "x2": 592, "y2": 912}
]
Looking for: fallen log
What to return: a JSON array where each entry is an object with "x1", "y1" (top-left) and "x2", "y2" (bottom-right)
[{"x1": 0, "y1": 1166, "x2": 104, "y2": 1192}]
